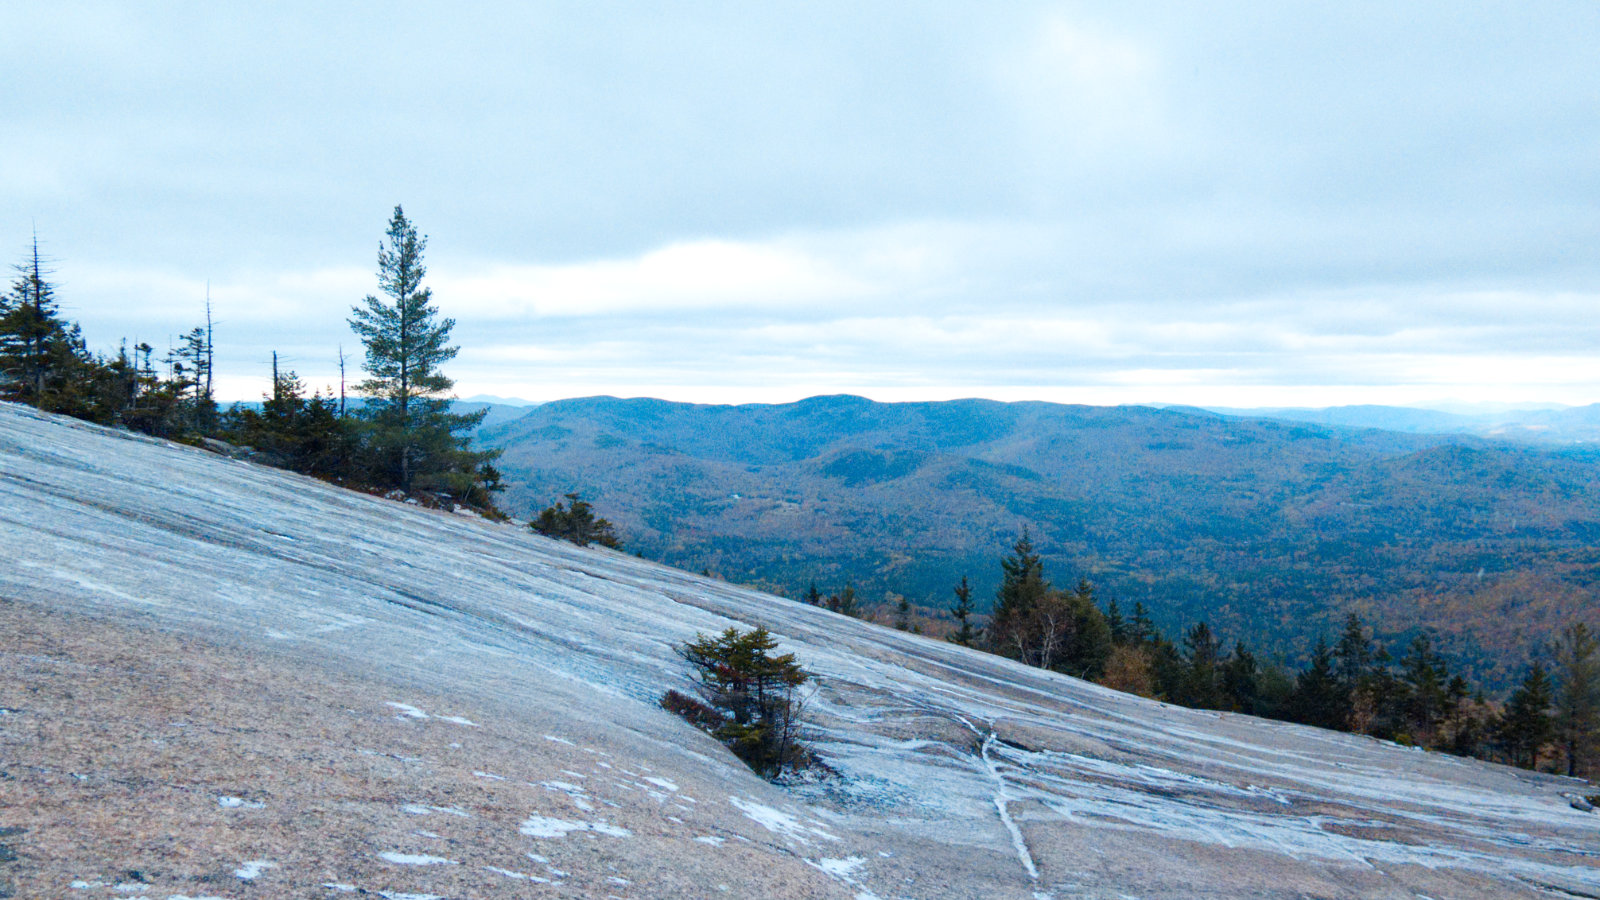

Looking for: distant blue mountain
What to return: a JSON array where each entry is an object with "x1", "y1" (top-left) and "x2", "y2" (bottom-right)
[
  {"x1": 1202, "y1": 403, "x2": 1600, "y2": 444},
  {"x1": 460, "y1": 394, "x2": 542, "y2": 408}
]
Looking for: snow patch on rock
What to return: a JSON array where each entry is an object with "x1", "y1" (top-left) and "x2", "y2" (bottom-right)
[
  {"x1": 216, "y1": 795, "x2": 264, "y2": 809},
  {"x1": 729, "y1": 796, "x2": 838, "y2": 844},
  {"x1": 378, "y1": 852, "x2": 458, "y2": 866},
  {"x1": 519, "y1": 814, "x2": 631, "y2": 838},
  {"x1": 232, "y1": 860, "x2": 274, "y2": 880}
]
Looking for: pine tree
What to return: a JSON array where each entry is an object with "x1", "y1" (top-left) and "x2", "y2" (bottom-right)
[
  {"x1": 1220, "y1": 641, "x2": 1260, "y2": 714},
  {"x1": 1181, "y1": 621, "x2": 1224, "y2": 709},
  {"x1": 1291, "y1": 636, "x2": 1346, "y2": 731},
  {"x1": 1497, "y1": 662, "x2": 1555, "y2": 770},
  {"x1": 262, "y1": 366, "x2": 314, "y2": 461},
  {"x1": 0, "y1": 236, "x2": 91, "y2": 413},
  {"x1": 893, "y1": 594, "x2": 912, "y2": 631},
  {"x1": 171, "y1": 322, "x2": 217, "y2": 433},
  {"x1": 1105, "y1": 597, "x2": 1128, "y2": 646},
  {"x1": 112, "y1": 342, "x2": 174, "y2": 434},
  {"x1": 948, "y1": 575, "x2": 980, "y2": 647},
  {"x1": 1359, "y1": 644, "x2": 1406, "y2": 738},
  {"x1": 531, "y1": 492, "x2": 622, "y2": 548},
  {"x1": 348, "y1": 206, "x2": 498, "y2": 500},
  {"x1": 1130, "y1": 601, "x2": 1157, "y2": 646},
  {"x1": 1063, "y1": 579, "x2": 1112, "y2": 679},
  {"x1": 804, "y1": 582, "x2": 823, "y2": 606},
  {"x1": 1553, "y1": 622, "x2": 1600, "y2": 778},
  {"x1": 222, "y1": 366, "x2": 355, "y2": 478},
  {"x1": 86, "y1": 340, "x2": 146, "y2": 426},
  {"x1": 672, "y1": 627, "x2": 811, "y2": 777},
  {"x1": 826, "y1": 586, "x2": 860, "y2": 618},
  {"x1": 1150, "y1": 638, "x2": 1187, "y2": 701},
  {"x1": 990, "y1": 529, "x2": 1047, "y2": 660},
  {"x1": 1401, "y1": 634, "x2": 1449, "y2": 745},
  {"x1": 1334, "y1": 612, "x2": 1373, "y2": 696},
  {"x1": 1253, "y1": 659, "x2": 1297, "y2": 721}
]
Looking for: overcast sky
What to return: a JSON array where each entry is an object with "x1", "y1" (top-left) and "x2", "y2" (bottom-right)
[{"x1": 6, "y1": 3, "x2": 1599, "y2": 407}]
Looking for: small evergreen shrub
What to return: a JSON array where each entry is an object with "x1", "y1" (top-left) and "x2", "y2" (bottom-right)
[{"x1": 665, "y1": 627, "x2": 814, "y2": 778}]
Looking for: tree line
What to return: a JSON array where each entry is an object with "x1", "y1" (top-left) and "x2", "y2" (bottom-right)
[
  {"x1": 811, "y1": 530, "x2": 1599, "y2": 780},
  {"x1": 0, "y1": 209, "x2": 501, "y2": 511}
]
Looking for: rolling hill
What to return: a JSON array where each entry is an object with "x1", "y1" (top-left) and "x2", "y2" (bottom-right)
[
  {"x1": 1205, "y1": 403, "x2": 1600, "y2": 444},
  {"x1": 478, "y1": 395, "x2": 1600, "y2": 688}
]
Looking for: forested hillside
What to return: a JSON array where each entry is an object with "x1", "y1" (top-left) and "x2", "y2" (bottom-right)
[{"x1": 480, "y1": 394, "x2": 1600, "y2": 688}]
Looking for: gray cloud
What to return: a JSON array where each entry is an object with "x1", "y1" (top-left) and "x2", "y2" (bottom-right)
[{"x1": 4, "y1": 2, "x2": 1598, "y2": 407}]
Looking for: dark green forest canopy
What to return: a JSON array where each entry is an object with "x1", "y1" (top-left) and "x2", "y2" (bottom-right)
[{"x1": 477, "y1": 394, "x2": 1600, "y2": 690}]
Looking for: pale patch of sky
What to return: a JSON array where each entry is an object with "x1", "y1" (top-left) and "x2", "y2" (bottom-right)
[{"x1": 5, "y1": 2, "x2": 1598, "y2": 408}]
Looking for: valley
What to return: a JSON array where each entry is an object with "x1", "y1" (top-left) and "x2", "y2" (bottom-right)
[{"x1": 479, "y1": 395, "x2": 1600, "y2": 688}]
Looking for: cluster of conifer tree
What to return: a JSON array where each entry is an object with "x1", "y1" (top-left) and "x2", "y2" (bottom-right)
[
  {"x1": 930, "y1": 532, "x2": 1599, "y2": 780},
  {"x1": 530, "y1": 492, "x2": 622, "y2": 548},
  {"x1": 0, "y1": 209, "x2": 501, "y2": 511},
  {"x1": 799, "y1": 582, "x2": 862, "y2": 618},
  {"x1": 0, "y1": 235, "x2": 206, "y2": 435},
  {"x1": 663, "y1": 626, "x2": 813, "y2": 778}
]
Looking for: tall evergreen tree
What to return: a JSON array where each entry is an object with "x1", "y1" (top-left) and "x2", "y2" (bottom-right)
[
  {"x1": 1291, "y1": 636, "x2": 1346, "y2": 730},
  {"x1": 1252, "y1": 659, "x2": 1297, "y2": 721},
  {"x1": 948, "y1": 575, "x2": 980, "y2": 647},
  {"x1": 0, "y1": 236, "x2": 90, "y2": 413},
  {"x1": 1220, "y1": 641, "x2": 1260, "y2": 714},
  {"x1": 1553, "y1": 622, "x2": 1600, "y2": 778},
  {"x1": 171, "y1": 323, "x2": 217, "y2": 433},
  {"x1": 990, "y1": 529, "x2": 1046, "y2": 659},
  {"x1": 1357, "y1": 644, "x2": 1406, "y2": 738},
  {"x1": 1181, "y1": 621, "x2": 1224, "y2": 709},
  {"x1": 1129, "y1": 601, "x2": 1157, "y2": 646},
  {"x1": 1149, "y1": 638, "x2": 1187, "y2": 701},
  {"x1": 348, "y1": 206, "x2": 498, "y2": 500},
  {"x1": 1401, "y1": 634, "x2": 1449, "y2": 744},
  {"x1": 1497, "y1": 662, "x2": 1555, "y2": 770},
  {"x1": 893, "y1": 594, "x2": 912, "y2": 631},
  {"x1": 1334, "y1": 612, "x2": 1373, "y2": 696},
  {"x1": 1105, "y1": 597, "x2": 1129, "y2": 646},
  {"x1": 1066, "y1": 580, "x2": 1113, "y2": 678}
]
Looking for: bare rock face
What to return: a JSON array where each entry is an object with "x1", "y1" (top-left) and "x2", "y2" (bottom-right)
[
  {"x1": 2, "y1": 400, "x2": 1598, "y2": 899},
  {"x1": 199, "y1": 435, "x2": 244, "y2": 457}
]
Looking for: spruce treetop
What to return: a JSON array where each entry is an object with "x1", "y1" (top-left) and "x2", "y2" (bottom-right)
[{"x1": 349, "y1": 205, "x2": 458, "y2": 415}]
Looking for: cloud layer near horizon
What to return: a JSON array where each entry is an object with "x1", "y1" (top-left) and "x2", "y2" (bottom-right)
[{"x1": 6, "y1": 3, "x2": 1599, "y2": 407}]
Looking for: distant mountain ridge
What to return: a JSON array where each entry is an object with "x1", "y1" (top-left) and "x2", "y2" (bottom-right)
[
  {"x1": 476, "y1": 394, "x2": 1600, "y2": 688},
  {"x1": 1204, "y1": 403, "x2": 1600, "y2": 443}
]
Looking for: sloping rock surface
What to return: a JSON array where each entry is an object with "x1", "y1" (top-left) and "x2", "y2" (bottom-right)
[{"x1": 2, "y1": 401, "x2": 1597, "y2": 899}]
